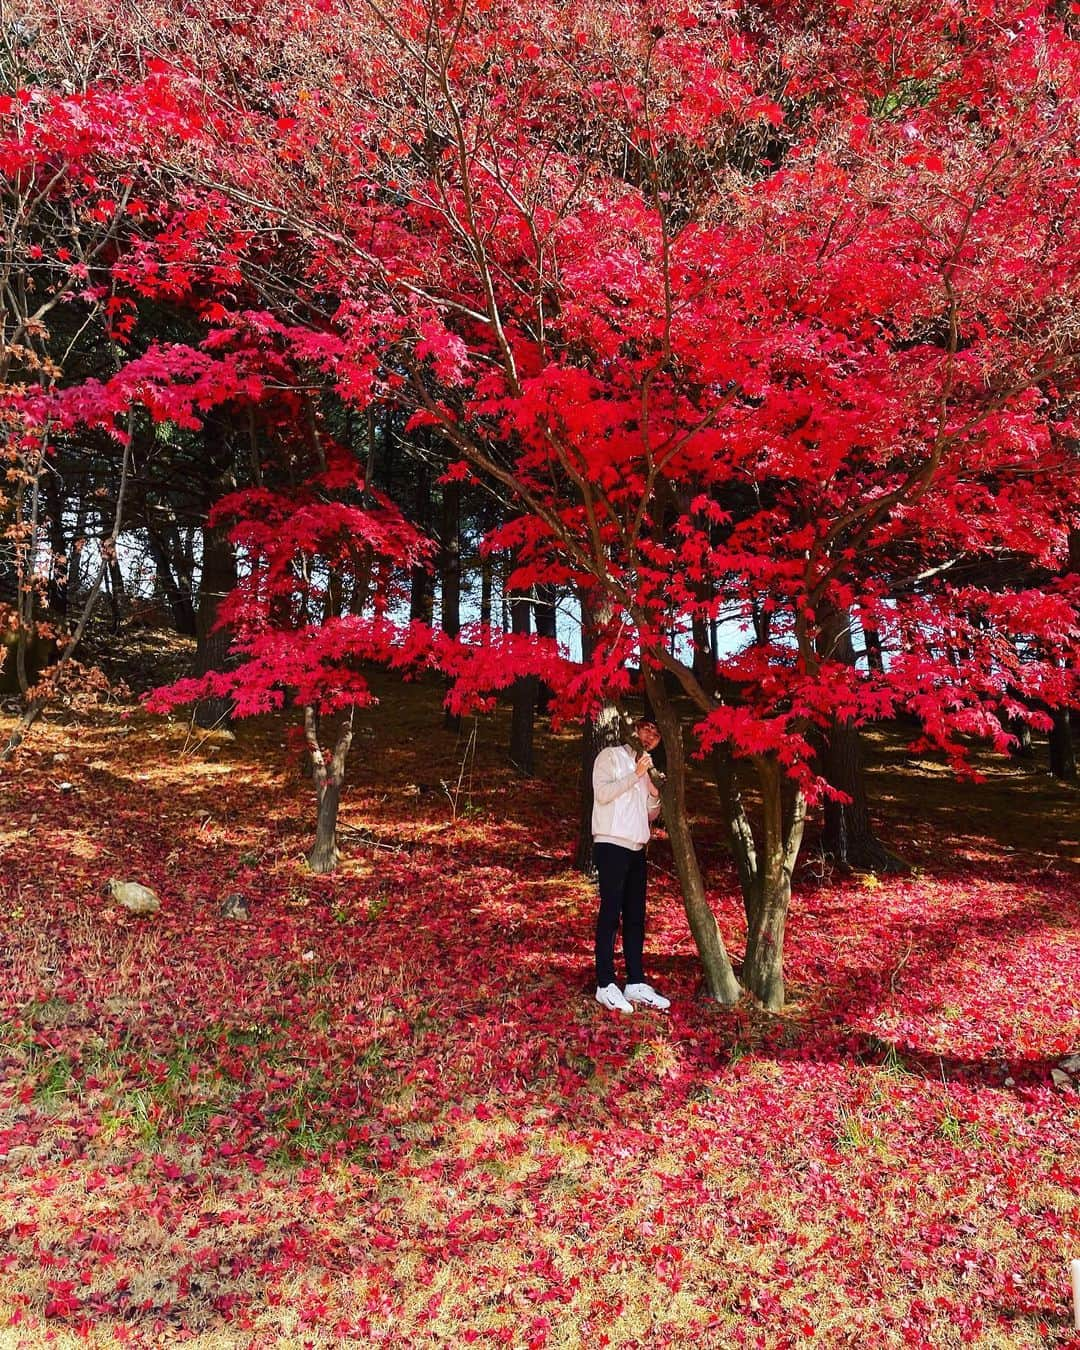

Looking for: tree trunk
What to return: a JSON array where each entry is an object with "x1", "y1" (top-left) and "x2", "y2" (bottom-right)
[
  {"x1": 862, "y1": 623, "x2": 885, "y2": 673},
  {"x1": 478, "y1": 495, "x2": 498, "y2": 632},
  {"x1": 643, "y1": 665, "x2": 741, "y2": 1004},
  {"x1": 309, "y1": 779, "x2": 343, "y2": 874},
  {"x1": 742, "y1": 879, "x2": 790, "y2": 1012},
  {"x1": 692, "y1": 614, "x2": 714, "y2": 695},
  {"x1": 43, "y1": 469, "x2": 69, "y2": 618},
  {"x1": 532, "y1": 583, "x2": 558, "y2": 715},
  {"x1": 305, "y1": 706, "x2": 354, "y2": 874},
  {"x1": 192, "y1": 522, "x2": 237, "y2": 729},
  {"x1": 1049, "y1": 533, "x2": 1079, "y2": 780},
  {"x1": 480, "y1": 555, "x2": 493, "y2": 630},
  {"x1": 106, "y1": 551, "x2": 125, "y2": 632},
  {"x1": 508, "y1": 593, "x2": 536, "y2": 775},
  {"x1": 146, "y1": 524, "x2": 197, "y2": 636},
  {"x1": 1049, "y1": 706, "x2": 1076, "y2": 781},
  {"x1": 711, "y1": 747, "x2": 759, "y2": 912},
  {"x1": 740, "y1": 756, "x2": 806, "y2": 1012},
  {"x1": 820, "y1": 719, "x2": 904, "y2": 871},
  {"x1": 1005, "y1": 712, "x2": 1034, "y2": 758},
  {"x1": 818, "y1": 601, "x2": 903, "y2": 872},
  {"x1": 2, "y1": 438, "x2": 133, "y2": 761},
  {"x1": 440, "y1": 479, "x2": 462, "y2": 732},
  {"x1": 409, "y1": 459, "x2": 434, "y2": 624}
]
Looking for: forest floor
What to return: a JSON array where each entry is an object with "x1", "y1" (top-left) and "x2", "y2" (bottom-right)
[{"x1": 1, "y1": 669, "x2": 1079, "y2": 1349}]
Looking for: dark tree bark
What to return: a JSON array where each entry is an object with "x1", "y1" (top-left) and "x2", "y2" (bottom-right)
[
  {"x1": 862, "y1": 623, "x2": 885, "y2": 673},
  {"x1": 305, "y1": 705, "x2": 354, "y2": 874},
  {"x1": 106, "y1": 549, "x2": 125, "y2": 632},
  {"x1": 67, "y1": 496, "x2": 88, "y2": 610},
  {"x1": 508, "y1": 592, "x2": 536, "y2": 775},
  {"x1": 709, "y1": 735, "x2": 806, "y2": 1010},
  {"x1": 642, "y1": 665, "x2": 742, "y2": 1005},
  {"x1": 192, "y1": 522, "x2": 237, "y2": 729},
  {"x1": 711, "y1": 748, "x2": 759, "y2": 908},
  {"x1": 146, "y1": 522, "x2": 197, "y2": 636},
  {"x1": 1049, "y1": 707, "x2": 1076, "y2": 781},
  {"x1": 1049, "y1": 529, "x2": 1080, "y2": 780},
  {"x1": 440, "y1": 479, "x2": 462, "y2": 732},
  {"x1": 532, "y1": 582, "x2": 558, "y2": 715},
  {"x1": 480, "y1": 556, "x2": 493, "y2": 630},
  {"x1": 751, "y1": 599, "x2": 771, "y2": 648},
  {"x1": 818, "y1": 602, "x2": 904, "y2": 872},
  {"x1": 409, "y1": 458, "x2": 434, "y2": 624},
  {"x1": 691, "y1": 614, "x2": 714, "y2": 695},
  {"x1": 1005, "y1": 714, "x2": 1034, "y2": 759},
  {"x1": 739, "y1": 755, "x2": 806, "y2": 1011},
  {"x1": 2, "y1": 439, "x2": 133, "y2": 762},
  {"x1": 43, "y1": 469, "x2": 69, "y2": 618},
  {"x1": 478, "y1": 495, "x2": 498, "y2": 631}
]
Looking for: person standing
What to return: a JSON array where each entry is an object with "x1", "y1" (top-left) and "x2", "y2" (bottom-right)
[{"x1": 591, "y1": 718, "x2": 671, "y2": 1013}]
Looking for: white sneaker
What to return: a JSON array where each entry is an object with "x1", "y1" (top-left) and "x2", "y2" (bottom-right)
[
  {"x1": 596, "y1": 983, "x2": 634, "y2": 1014},
  {"x1": 624, "y1": 982, "x2": 671, "y2": 1010}
]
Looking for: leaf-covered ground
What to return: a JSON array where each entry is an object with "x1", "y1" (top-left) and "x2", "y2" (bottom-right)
[{"x1": 1, "y1": 679, "x2": 1078, "y2": 1348}]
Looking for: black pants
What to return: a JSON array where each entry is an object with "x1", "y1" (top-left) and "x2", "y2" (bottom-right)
[{"x1": 594, "y1": 842, "x2": 647, "y2": 988}]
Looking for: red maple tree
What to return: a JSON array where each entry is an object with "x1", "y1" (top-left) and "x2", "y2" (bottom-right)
[
  {"x1": 12, "y1": 0, "x2": 1080, "y2": 1006},
  {"x1": 164, "y1": 0, "x2": 1078, "y2": 1007}
]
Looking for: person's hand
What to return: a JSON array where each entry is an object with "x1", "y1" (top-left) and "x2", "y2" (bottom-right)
[{"x1": 635, "y1": 752, "x2": 653, "y2": 777}]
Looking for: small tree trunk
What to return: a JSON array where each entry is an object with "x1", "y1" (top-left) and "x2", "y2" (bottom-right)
[
  {"x1": 1049, "y1": 534, "x2": 1079, "y2": 780},
  {"x1": 740, "y1": 756, "x2": 806, "y2": 1012},
  {"x1": 410, "y1": 459, "x2": 434, "y2": 624},
  {"x1": 862, "y1": 623, "x2": 885, "y2": 673},
  {"x1": 643, "y1": 665, "x2": 741, "y2": 1004},
  {"x1": 106, "y1": 552, "x2": 125, "y2": 632},
  {"x1": 508, "y1": 593, "x2": 536, "y2": 775},
  {"x1": 1049, "y1": 706, "x2": 1077, "y2": 781},
  {"x1": 742, "y1": 880, "x2": 790, "y2": 1012},
  {"x1": 1005, "y1": 713, "x2": 1034, "y2": 758},
  {"x1": 68, "y1": 497, "x2": 88, "y2": 613},
  {"x1": 478, "y1": 496, "x2": 498, "y2": 632},
  {"x1": 820, "y1": 720, "x2": 905, "y2": 871},
  {"x1": 192, "y1": 522, "x2": 237, "y2": 729},
  {"x1": 440, "y1": 479, "x2": 462, "y2": 732},
  {"x1": 147, "y1": 525, "x2": 197, "y2": 636},
  {"x1": 692, "y1": 614, "x2": 714, "y2": 694},
  {"x1": 2, "y1": 438, "x2": 133, "y2": 762},
  {"x1": 818, "y1": 601, "x2": 902, "y2": 871},
  {"x1": 532, "y1": 583, "x2": 558, "y2": 715},
  {"x1": 43, "y1": 469, "x2": 69, "y2": 618},
  {"x1": 309, "y1": 779, "x2": 344, "y2": 873},
  {"x1": 305, "y1": 706, "x2": 354, "y2": 874},
  {"x1": 711, "y1": 747, "x2": 759, "y2": 909},
  {"x1": 480, "y1": 556, "x2": 493, "y2": 630}
]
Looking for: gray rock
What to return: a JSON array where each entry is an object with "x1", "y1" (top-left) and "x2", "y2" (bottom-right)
[
  {"x1": 1058, "y1": 1054, "x2": 1080, "y2": 1076},
  {"x1": 220, "y1": 894, "x2": 250, "y2": 921},
  {"x1": 107, "y1": 879, "x2": 161, "y2": 915},
  {"x1": 1050, "y1": 1068, "x2": 1074, "y2": 1091}
]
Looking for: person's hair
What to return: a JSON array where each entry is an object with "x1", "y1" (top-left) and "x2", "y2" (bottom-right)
[{"x1": 634, "y1": 718, "x2": 658, "y2": 732}]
